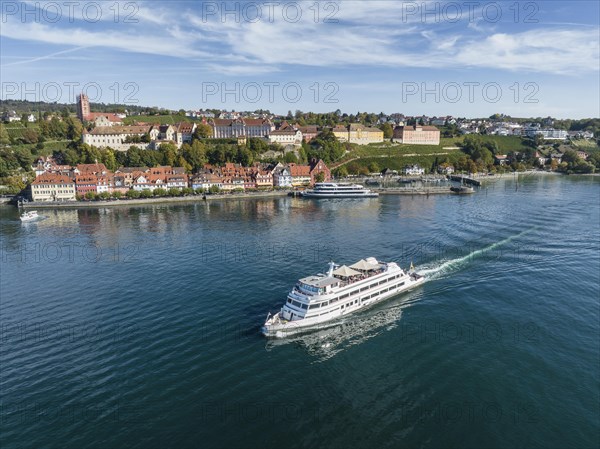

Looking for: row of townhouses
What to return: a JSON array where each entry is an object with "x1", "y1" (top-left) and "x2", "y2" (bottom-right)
[{"x1": 29, "y1": 157, "x2": 331, "y2": 202}]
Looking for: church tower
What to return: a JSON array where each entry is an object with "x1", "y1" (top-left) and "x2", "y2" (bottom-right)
[{"x1": 77, "y1": 93, "x2": 90, "y2": 121}]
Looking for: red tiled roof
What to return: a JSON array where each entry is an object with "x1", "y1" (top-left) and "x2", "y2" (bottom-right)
[
  {"x1": 87, "y1": 112, "x2": 122, "y2": 123},
  {"x1": 76, "y1": 163, "x2": 107, "y2": 173},
  {"x1": 89, "y1": 125, "x2": 150, "y2": 135},
  {"x1": 32, "y1": 173, "x2": 73, "y2": 185},
  {"x1": 288, "y1": 164, "x2": 311, "y2": 177}
]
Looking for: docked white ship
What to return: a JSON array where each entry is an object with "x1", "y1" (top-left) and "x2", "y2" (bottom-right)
[
  {"x1": 262, "y1": 257, "x2": 424, "y2": 338},
  {"x1": 301, "y1": 182, "x2": 378, "y2": 198}
]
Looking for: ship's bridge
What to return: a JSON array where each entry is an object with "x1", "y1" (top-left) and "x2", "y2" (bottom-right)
[{"x1": 298, "y1": 276, "x2": 340, "y2": 295}]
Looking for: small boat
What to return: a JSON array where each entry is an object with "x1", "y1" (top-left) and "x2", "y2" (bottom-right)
[{"x1": 20, "y1": 210, "x2": 40, "y2": 222}]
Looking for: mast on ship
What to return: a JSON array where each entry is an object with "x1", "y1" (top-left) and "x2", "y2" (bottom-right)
[{"x1": 327, "y1": 261, "x2": 335, "y2": 277}]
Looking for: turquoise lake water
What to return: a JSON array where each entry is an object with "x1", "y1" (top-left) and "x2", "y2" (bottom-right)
[{"x1": 1, "y1": 174, "x2": 599, "y2": 449}]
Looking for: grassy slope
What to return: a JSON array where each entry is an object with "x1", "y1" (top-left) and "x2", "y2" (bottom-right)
[
  {"x1": 4, "y1": 123, "x2": 40, "y2": 139},
  {"x1": 338, "y1": 135, "x2": 534, "y2": 170}
]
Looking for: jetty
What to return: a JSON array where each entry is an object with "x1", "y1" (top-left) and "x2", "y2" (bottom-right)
[{"x1": 448, "y1": 175, "x2": 481, "y2": 186}]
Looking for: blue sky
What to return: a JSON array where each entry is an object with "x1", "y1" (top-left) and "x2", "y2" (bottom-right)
[{"x1": 1, "y1": 0, "x2": 599, "y2": 118}]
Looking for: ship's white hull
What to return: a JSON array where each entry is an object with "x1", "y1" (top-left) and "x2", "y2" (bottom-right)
[
  {"x1": 262, "y1": 275, "x2": 424, "y2": 338},
  {"x1": 301, "y1": 192, "x2": 379, "y2": 198}
]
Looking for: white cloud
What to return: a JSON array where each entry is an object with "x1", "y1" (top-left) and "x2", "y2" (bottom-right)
[{"x1": 1, "y1": 1, "x2": 598, "y2": 76}]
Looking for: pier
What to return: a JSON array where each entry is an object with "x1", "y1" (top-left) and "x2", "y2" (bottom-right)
[
  {"x1": 448, "y1": 175, "x2": 481, "y2": 186},
  {"x1": 376, "y1": 187, "x2": 456, "y2": 195}
]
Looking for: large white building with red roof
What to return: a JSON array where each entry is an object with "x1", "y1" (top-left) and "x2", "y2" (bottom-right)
[{"x1": 210, "y1": 118, "x2": 274, "y2": 139}]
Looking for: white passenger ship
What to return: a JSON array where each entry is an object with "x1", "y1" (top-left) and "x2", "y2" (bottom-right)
[
  {"x1": 262, "y1": 257, "x2": 424, "y2": 337},
  {"x1": 301, "y1": 183, "x2": 378, "y2": 198}
]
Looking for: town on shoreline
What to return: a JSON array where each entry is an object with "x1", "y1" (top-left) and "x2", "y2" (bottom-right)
[{"x1": 1, "y1": 97, "x2": 599, "y2": 204}]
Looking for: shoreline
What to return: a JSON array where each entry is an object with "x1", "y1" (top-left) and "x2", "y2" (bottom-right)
[{"x1": 17, "y1": 191, "x2": 290, "y2": 209}]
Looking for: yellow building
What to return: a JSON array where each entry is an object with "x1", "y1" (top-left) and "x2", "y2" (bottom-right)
[
  {"x1": 332, "y1": 126, "x2": 349, "y2": 142},
  {"x1": 348, "y1": 124, "x2": 384, "y2": 145},
  {"x1": 31, "y1": 173, "x2": 76, "y2": 202}
]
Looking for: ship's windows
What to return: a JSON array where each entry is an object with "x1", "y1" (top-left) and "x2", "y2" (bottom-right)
[
  {"x1": 399, "y1": 282, "x2": 404, "y2": 286},
  {"x1": 360, "y1": 286, "x2": 368, "y2": 292},
  {"x1": 287, "y1": 299, "x2": 292, "y2": 303},
  {"x1": 301, "y1": 303, "x2": 307, "y2": 309}
]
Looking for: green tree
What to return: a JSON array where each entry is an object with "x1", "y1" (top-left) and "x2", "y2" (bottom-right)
[
  {"x1": 194, "y1": 123, "x2": 213, "y2": 139},
  {"x1": 85, "y1": 191, "x2": 97, "y2": 200},
  {"x1": 64, "y1": 117, "x2": 83, "y2": 141},
  {"x1": 182, "y1": 140, "x2": 207, "y2": 171},
  {"x1": 314, "y1": 172, "x2": 325, "y2": 183},
  {"x1": 379, "y1": 123, "x2": 393, "y2": 139},
  {"x1": 235, "y1": 147, "x2": 252, "y2": 166},
  {"x1": 127, "y1": 189, "x2": 141, "y2": 199},
  {"x1": 62, "y1": 148, "x2": 81, "y2": 166},
  {"x1": 335, "y1": 166, "x2": 349, "y2": 178},
  {"x1": 100, "y1": 149, "x2": 117, "y2": 171},
  {"x1": 561, "y1": 150, "x2": 579, "y2": 164},
  {"x1": 309, "y1": 130, "x2": 344, "y2": 163},
  {"x1": 154, "y1": 188, "x2": 167, "y2": 197},
  {"x1": 112, "y1": 191, "x2": 122, "y2": 199},
  {"x1": 0, "y1": 124, "x2": 10, "y2": 144},
  {"x1": 159, "y1": 143, "x2": 178, "y2": 166},
  {"x1": 14, "y1": 148, "x2": 34, "y2": 170},
  {"x1": 246, "y1": 137, "x2": 269, "y2": 154},
  {"x1": 368, "y1": 162, "x2": 380, "y2": 173},
  {"x1": 126, "y1": 146, "x2": 143, "y2": 166},
  {"x1": 283, "y1": 152, "x2": 298, "y2": 163},
  {"x1": 98, "y1": 191, "x2": 110, "y2": 200},
  {"x1": 20, "y1": 129, "x2": 39, "y2": 144},
  {"x1": 80, "y1": 144, "x2": 102, "y2": 164},
  {"x1": 140, "y1": 189, "x2": 153, "y2": 198}
]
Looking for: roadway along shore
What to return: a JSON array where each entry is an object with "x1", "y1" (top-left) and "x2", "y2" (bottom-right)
[{"x1": 18, "y1": 191, "x2": 290, "y2": 209}]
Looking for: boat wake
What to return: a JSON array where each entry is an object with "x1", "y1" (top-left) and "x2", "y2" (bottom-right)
[
  {"x1": 265, "y1": 228, "x2": 536, "y2": 359},
  {"x1": 417, "y1": 226, "x2": 538, "y2": 281},
  {"x1": 264, "y1": 295, "x2": 417, "y2": 361}
]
